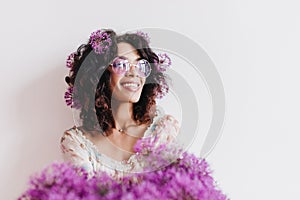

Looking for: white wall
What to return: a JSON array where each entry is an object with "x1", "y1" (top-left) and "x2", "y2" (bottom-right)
[{"x1": 1, "y1": 0, "x2": 299, "y2": 199}]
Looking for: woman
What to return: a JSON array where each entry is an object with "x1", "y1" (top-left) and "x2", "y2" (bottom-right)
[
  {"x1": 61, "y1": 29, "x2": 180, "y2": 180},
  {"x1": 19, "y1": 29, "x2": 227, "y2": 200}
]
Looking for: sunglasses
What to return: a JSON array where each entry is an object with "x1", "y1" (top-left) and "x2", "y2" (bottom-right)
[{"x1": 110, "y1": 57, "x2": 152, "y2": 78}]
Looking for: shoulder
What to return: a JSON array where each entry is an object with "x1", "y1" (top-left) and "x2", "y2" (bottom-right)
[
  {"x1": 60, "y1": 127, "x2": 94, "y2": 172},
  {"x1": 60, "y1": 126, "x2": 78, "y2": 143},
  {"x1": 157, "y1": 114, "x2": 180, "y2": 128},
  {"x1": 154, "y1": 114, "x2": 180, "y2": 137},
  {"x1": 60, "y1": 126, "x2": 87, "y2": 151},
  {"x1": 163, "y1": 114, "x2": 179, "y2": 124},
  {"x1": 60, "y1": 126, "x2": 91, "y2": 157},
  {"x1": 153, "y1": 107, "x2": 179, "y2": 128}
]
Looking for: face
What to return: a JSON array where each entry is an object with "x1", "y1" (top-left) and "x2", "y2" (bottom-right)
[{"x1": 108, "y1": 42, "x2": 146, "y2": 103}]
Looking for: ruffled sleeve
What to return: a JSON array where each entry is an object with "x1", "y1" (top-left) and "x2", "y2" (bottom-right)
[
  {"x1": 60, "y1": 127, "x2": 95, "y2": 174},
  {"x1": 151, "y1": 114, "x2": 180, "y2": 147},
  {"x1": 131, "y1": 114, "x2": 181, "y2": 172}
]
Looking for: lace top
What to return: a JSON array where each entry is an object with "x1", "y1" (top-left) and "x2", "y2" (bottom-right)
[{"x1": 60, "y1": 114, "x2": 180, "y2": 180}]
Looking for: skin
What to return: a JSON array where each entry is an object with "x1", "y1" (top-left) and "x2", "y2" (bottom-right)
[
  {"x1": 81, "y1": 42, "x2": 151, "y2": 161},
  {"x1": 108, "y1": 42, "x2": 146, "y2": 131},
  {"x1": 109, "y1": 42, "x2": 146, "y2": 103}
]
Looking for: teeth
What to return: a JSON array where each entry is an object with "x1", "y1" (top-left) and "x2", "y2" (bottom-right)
[{"x1": 122, "y1": 83, "x2": 139, "y2": 87}]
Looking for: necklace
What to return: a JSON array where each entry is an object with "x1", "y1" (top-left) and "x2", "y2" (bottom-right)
[
  {"x1": 117, "y1": 123, "x2": 135, "y2": 132},
  {"x1": 116, "y1": 123, "x2": 149, "y2": 139}
]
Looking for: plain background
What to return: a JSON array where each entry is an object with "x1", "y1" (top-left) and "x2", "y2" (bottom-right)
[{"x1": 1, "y1": 0, "x2": 299, "y2": 199}]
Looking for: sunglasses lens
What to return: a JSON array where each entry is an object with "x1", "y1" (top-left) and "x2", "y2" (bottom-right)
[
  {"x1": 137, "y1": 59, "x2": 151, "y2": 77},
  {"x1": 112, "y1": 58, "x2": 129, "y2": 75}
]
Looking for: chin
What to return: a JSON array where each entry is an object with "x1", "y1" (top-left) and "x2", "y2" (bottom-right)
[
  {"x1": 129, "y1": 96, "x2": 141, "y2": 103},
  {"x1": 127, "y1": 91, "x2": 142, "y2": 103}
]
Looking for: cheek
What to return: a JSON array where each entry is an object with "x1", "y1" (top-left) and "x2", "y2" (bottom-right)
[{"x1": 109, "y1": 74, "x2": 121, "y2": 89}]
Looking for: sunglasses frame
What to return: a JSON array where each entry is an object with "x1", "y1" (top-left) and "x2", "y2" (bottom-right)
[{"x1": 109, "y1": 57, "x2": 152, "y2": 78}]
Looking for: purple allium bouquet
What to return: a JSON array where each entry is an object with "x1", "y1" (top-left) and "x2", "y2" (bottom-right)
[{"x1": 19, "y1": 138, "x2": 228, "y2": 200}]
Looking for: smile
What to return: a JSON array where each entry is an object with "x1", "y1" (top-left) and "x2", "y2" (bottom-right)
[{"x1": 121, "y1": 82, "x2": 141, "y2": 91}]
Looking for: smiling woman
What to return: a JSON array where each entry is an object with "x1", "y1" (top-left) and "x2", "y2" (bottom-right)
[
  {"x1": 19, "y1": 29, "x2": 228, "y2": 200},
  {"x1": 108, "y1": 42, "x2": 148, "y2": 103},
  {"x1": 61, "y1": 29, "x2": 180, "y2": 179}
]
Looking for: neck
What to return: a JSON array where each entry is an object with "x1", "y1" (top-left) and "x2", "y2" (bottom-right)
[{"x1": 111, "y1": 98, "x2": 136, "y2": 130}]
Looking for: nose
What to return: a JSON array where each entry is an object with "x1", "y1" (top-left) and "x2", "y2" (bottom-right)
[{"x1": 125, "y1": 64, "x2": 139, "y2": 77}]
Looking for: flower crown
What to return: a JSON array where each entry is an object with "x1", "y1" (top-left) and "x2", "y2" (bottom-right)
[
  {"x1": 89, "y1": 29, "x2": 112, "y2": 54},
  {"x1": 64, "y1": 29, "x2": 172, "y2": 108},
  {"x1": 136, "y1": 30, "x2": 151, "y2": 43}
]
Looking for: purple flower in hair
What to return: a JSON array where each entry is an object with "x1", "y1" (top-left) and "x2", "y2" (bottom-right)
[
  {"x1": 64, "y1": 86, "x2": 81, "y2": 109},
  {"x1": 64, "y1": 86, "x2": 73, "y2": 106},
  {"x1": 89, "y1": 30, "x2": 112, "y2": 54},
  {"x1": 156, "y1": 53, "x2": 172, "y2": 72},
  {"x1": 66, "y1": 52, "x2": 75, "y2": 68},
  {"x1": 136, "y1": 31, "x2": 151, "y2": 43}
]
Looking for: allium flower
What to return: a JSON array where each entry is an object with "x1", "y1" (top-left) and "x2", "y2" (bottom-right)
[
  {"x1": 20, "y1": 138, "x2": 228, "y2": 199},
  {"x1": 64, "y1": 86, "x2": 73, "y2": 106},
  {"x1": 18, "y1": 162, "x2": 90, "y2": 200},
  {"x1": 66, "y1": 52, "x2": 75, "y2": 68},
  {"x1": 133, "y1": 133, "x2": 184, "y2": 172},
  {"x1": 89, "y1": 30, "x2": 112, "y2": 54},
  {"x1": 156, "y1": 53, "x2": 172, "y2": 72},
  {"x1": 136, "y1": 30, "x2": 151, "y2": 43},
  {"x1": 64, "y1": 86, "x2": 81, "y2": 109}
]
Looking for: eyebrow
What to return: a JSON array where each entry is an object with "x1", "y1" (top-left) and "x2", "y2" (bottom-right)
[{"x1": 118, "y1": 56, "x2": 142, "y2": 61}]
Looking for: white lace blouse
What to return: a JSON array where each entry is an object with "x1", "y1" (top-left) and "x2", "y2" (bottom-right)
[{"x1": 60, "y1": 114, "x2": 180, "y2": 180}]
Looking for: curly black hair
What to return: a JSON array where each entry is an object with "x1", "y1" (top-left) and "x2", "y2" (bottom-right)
[{"x1": 65, "y1": 29, "x2": 170, "y2": 136}]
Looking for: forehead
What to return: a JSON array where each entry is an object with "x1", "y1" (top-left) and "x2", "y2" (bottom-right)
[{"x1": 117, "y1": 42, "x2": 140, "y2": 61}]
